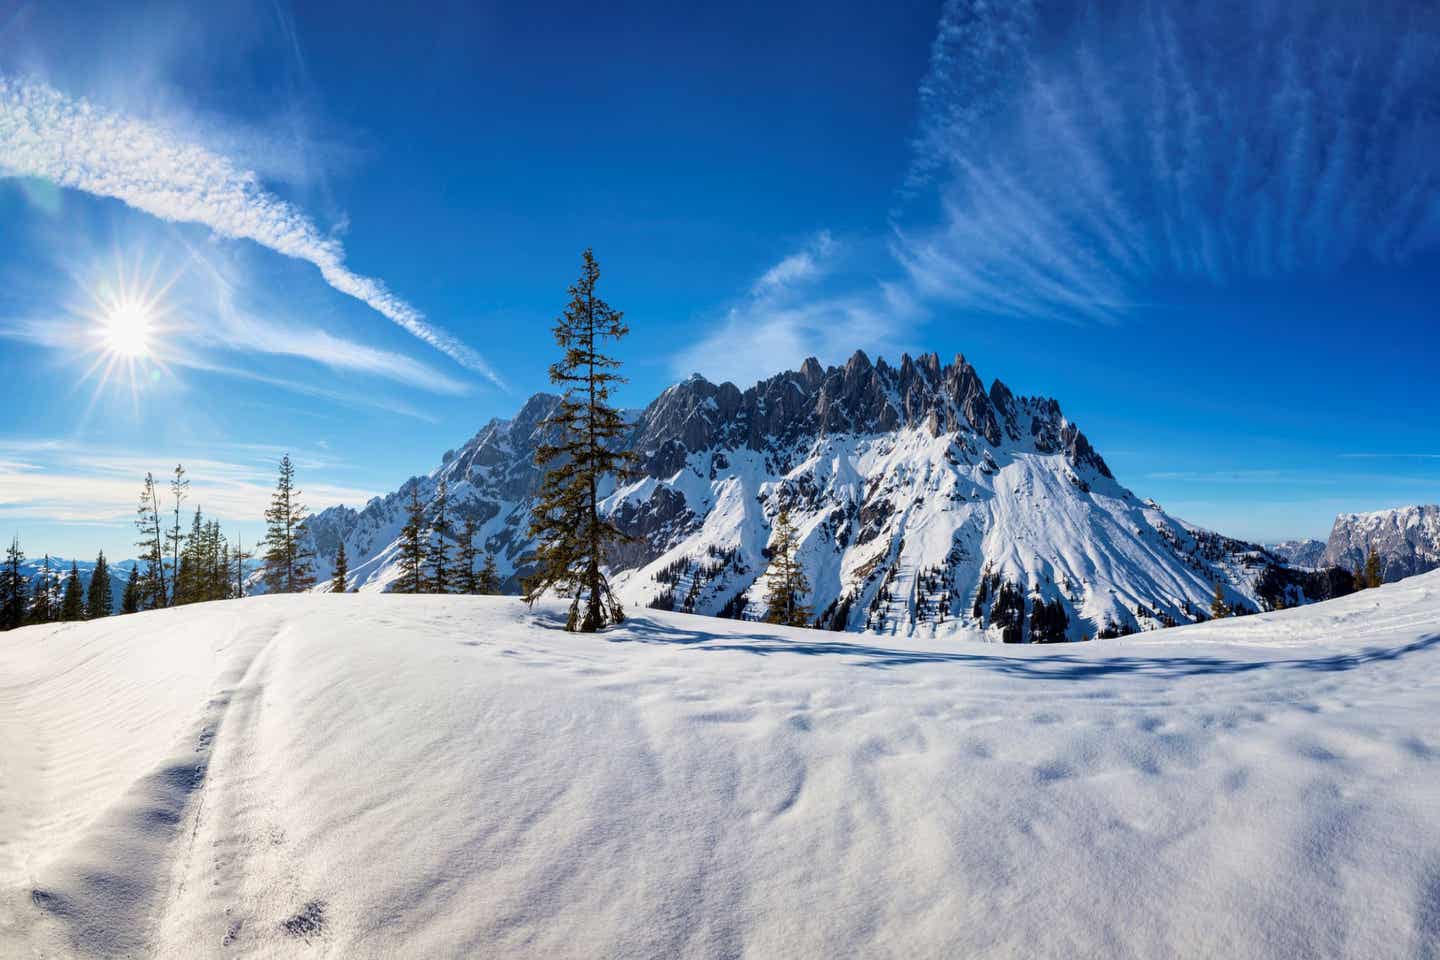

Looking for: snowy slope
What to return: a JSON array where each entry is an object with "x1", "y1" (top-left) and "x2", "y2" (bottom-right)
[
  {"x1": 304, "y1": 352, "x2": 1335, "y2": 640},
  {"x1": 2, "y1": 573, "x2": 1439, "y2": 957}
]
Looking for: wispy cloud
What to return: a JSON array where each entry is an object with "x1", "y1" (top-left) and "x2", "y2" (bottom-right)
[
  {"x1": 672, "y1": 233, "x2": 920, "y2": 386},
  {"x1": 750, "y1": 230, "x2": 836, "y2": 296},
  {"x1": 895, "y1": 0, "x2": 1440, "y2": 322},
  {"x1": 0, "y1": 439, "x2": 376, "y2": 526},
  {"x1": 0, "y1": 74, "x2": 503, "y2": 386}
]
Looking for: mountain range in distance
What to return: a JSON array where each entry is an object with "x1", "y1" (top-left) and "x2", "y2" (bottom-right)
[{"x1": 293, "y1": 351, "x2": 1436, "y2": 641}]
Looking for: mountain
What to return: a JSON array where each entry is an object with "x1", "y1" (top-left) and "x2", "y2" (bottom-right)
[
  {"x1": 1323, "y1": 504, "x2": 1440, "y2": 583},
  {"x1": 1268, "y1": 538, "x2": 1327, "y2": 568},
  {"x1": 304, "y1": 351, "x2": 1338, "y2": 640}
]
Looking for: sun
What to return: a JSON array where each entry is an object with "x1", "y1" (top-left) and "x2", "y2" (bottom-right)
[
  {"x1": 101, "y1": 299, "x2": 153, "y2": 358},
  {"x1": 71, "y1": 256, "x2": 180, "y2": 409}
]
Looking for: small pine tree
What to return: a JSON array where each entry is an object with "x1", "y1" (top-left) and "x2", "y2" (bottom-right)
[
  {"x1": 167, "y1": 464, "x2": 189, "y2": 606},
  {"x1": 457, "y1": 516, "x2": 481, "y2": 594},
  {"x1": 331, "y1": 541, "x2": 349, "y2": 594},
  {"x1": 1364, "y1": 547, "x2": 1382, "y2": 589},
  {"x1": 524, "y1": 249, "x2": 637, "y2": 632},
  {"x1": 28, "y1": 554, "x2": 54, "y2": 625},
  {"x1": 232, "y1": 534, "x2": 252, "y2": 599},
  {"x1": 135, "y1": 473, "x2": 167, "y2": 609},
  {"x1": 86, "y1": 550, "x2": 114, "y2": 619},
  {"x1": 121, "y1": 566, "x2": 142, "y2": 614},
  {"x1": 425, "y1": 478, "x2": 452, "y2": 593},
  {"x1": 1, "y1": 537, "x2": 28, "y2": 630},
  {"x1": 394, "y1": 485, "x2": 427, "y2": 594},
  {"x1": 262, "y1": 454, "x2": 316, "y2": 593},
  {"x1": 1210, "y1": 581, "x2": 1230, "y2": 619},
  {"x1": 479, "y1": 553, "x2": 500, "y2": 594},
  {"x1": 60, "y1": 561, "x2": 84, "y2": 621},
  {"x1": 763, "y1": 509, "x2": 812, "y2": 627}
]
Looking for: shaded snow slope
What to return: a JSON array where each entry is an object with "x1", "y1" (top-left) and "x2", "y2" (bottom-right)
[{"x1": 3, "y1": 573, "x2": 1439, "y2": 957}]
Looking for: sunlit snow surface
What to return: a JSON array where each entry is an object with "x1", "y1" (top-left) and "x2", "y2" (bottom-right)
[{"x1": 3, "y1": 572, "x2": 1439, "y2": 957}]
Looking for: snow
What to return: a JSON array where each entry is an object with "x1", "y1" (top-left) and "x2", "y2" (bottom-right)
[{"x1": 3, "y1": 572, "x2": 1440, "y2": 957}]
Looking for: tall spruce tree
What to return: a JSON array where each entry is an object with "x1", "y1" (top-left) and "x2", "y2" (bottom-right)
[
  {"x1": 1, "y1": 537, "x2": 26, "y2": 630},
  {"x1": 121, "y1": 566, "x2": 141, "y2": 614},
  {"x1": 166, "y1": 464, "x2": 189, "y2": 606},
  {"x1": 425, "y1": 478, "x2": 452, "y2": 593},
  {"x1": 29, "y1": 554, "x2": 54, "y2": 625},
  {"x1": 262, "y1": 454, "x2": 316, "y2": 593},
  {"x1": 457, "y1": 516, "x2": 481, "y2": 595},
  {"x1": 135, "y1": 473, "x2": 167, "y2": 609},
  {"x1": 60, "y1": 561, "x2": 84, "y2": 621},
  {"x1": 524, "y1": 249, "x2": 636, "y2": 632},
  {"x1": 174, "y1": 506, "x2": 204, "y2": 604},
  {"x1": 331, "y1": 541, "x2": 349, "y2": 594},
  {"x1": 394, "y1": 485, "x2": 427, "y2": 594},
  {"x1": 479, "y1": 553, "x2": 499, "y2": 594},
  {"x1": 86, "y1": 550, "x2": 113, "y2": 619},
  {"x1": 762, "y1": 509, "x2": 813, "y2": 627}
]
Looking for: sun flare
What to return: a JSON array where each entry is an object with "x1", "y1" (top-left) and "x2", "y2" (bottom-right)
[{"x1": 101, "y1": 299, "x2": 153, "y2": 358}]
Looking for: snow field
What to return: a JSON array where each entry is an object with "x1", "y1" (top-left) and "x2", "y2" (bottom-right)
[{"x1": 2, "y1": 571, "x2": 1439, "y2": 957}]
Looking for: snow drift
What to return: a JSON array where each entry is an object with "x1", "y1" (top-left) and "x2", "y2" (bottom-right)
[{"x1": 3, "y1": 572, "x2": 1439, "y2": 957}]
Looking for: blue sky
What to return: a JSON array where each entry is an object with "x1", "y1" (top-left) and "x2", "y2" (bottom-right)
[{"x1": 1, "y1": 0, "x2": 1436, "y2": 560}]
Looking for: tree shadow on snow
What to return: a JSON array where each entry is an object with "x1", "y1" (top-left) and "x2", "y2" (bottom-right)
[{"x1": 616, "y1": 617, "x2": 1440, "y2": 682}]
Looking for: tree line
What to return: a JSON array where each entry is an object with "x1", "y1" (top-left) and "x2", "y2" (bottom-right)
[
  {"x1": 388, "y1": 477, "x2": 501, "y2": 596},
  {"x1": 0, "y1": 454, "x2": 322, "y2": 631}
]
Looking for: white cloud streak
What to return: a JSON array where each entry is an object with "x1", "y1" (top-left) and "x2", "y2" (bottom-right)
[{"x1": 0, "y1": 74, "x2": 504, "y2": 387}]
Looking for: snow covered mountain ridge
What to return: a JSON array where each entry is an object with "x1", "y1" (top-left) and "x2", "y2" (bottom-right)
[
  {"x1": 1323, "y1": 504, "x2": 1440, "y2": 583},
  {"x1": 304, "y1": 351, "x2": 1344, "y2": 640}
]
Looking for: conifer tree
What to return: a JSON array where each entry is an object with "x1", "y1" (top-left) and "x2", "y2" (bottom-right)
[
  {"x1": 166, "y1": 464, "x2": 189, "y2": 606},
  {"x1": 524, "y1": 249, "x2": 636, "y2": 631},
  {"x1": 207, "y1": 521, "x2": 228, "y2": 601},
  {"x1": 60, "y1": 561, "x2": 84, "y2": 621},
  {"x1": 425, "y1": 478, "x2": 452, "y2": 593},
  {"x1": 1, "y1": 537, "x2": 26, "y2": 630},
  {"x1": 262, "y1": 454, "x2": 316, "y2": 593},
  {"x1": 175, "y1": 506, "x2": 205, "y2": 604},
  {"x1": 86, "y1": 550, "x2": 113, "y2": 619},
  {"x1": 457, "y1": 516, "x2": 481, "y2": 594},
  {"x1": 394, "y1": 485, "x2": 427, "y2": 594},
  {"x1": 121, "y1": 566, "x2": 142, "y2": 614},
  {"x1": 232, "y1": 534, "x2": 252, "y2": 599},
  {"x1": 29, "y1": 554, "x2": 54, "y2": 625},
  {"x1": 331, "y1": 541, "x2": 349, "y2": 594},
  {"x1": 763, "y1": 509, "x2": 813, "y2": 627},
  {"x1": 480, "y1": 553, "x2": 499, "y2": 594},
  {"x1": 136, "y1": 473, "x2": 167, "y2": 609},
  {"x1": 1209, "y1": 581, "x2": 1231, "y2": 619},
  {"x1": 1364, "y1": 547, "x2": 1382, "y2": 589}
]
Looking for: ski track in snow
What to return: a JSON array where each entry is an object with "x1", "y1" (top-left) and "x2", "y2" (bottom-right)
[{"x1": 2, "y1": 572, "x2": 1439, "y2": 957}]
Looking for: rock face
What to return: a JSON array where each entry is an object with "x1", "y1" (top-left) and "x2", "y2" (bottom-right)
[
  {"x1": 1323, "y1": 505, "x2": 1440, "y2": 583},
  {"x1": 1269, "y1": 539, "x2": 1327, "y2": 569},
  {"x1": 301, "y1": 352, "x2": 1327, "y2": 641}
]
